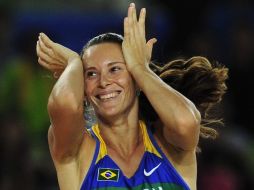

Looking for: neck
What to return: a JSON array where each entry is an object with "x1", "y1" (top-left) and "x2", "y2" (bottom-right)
[
  {"x1": 101, "y1": 118, "x2": 140, "y2": 148},
  {"x1": 94, "y1": 96, "x2": 144, "y2": 158},
  {"x1": 101, "y1": 121, "x2": 143, "y2": 160},
  {"x1": 97, "y1": 103, "x2": 142, "y2": 157}
]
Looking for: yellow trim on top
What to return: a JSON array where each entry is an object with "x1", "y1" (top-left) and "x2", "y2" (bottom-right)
[
  {"x1": 91, "y1": 120, "x2": 162, "y2": 164},
  {"x1": 139, "y1": 121, "x2": 162, "y2": 158},
  {"x1": 91, "y1": 124, "x2": 107, "y2": 164}
]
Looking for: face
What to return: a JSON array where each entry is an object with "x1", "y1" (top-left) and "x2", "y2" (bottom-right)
[{"x1": 82, "y1": 43, "x2": 137, "y2": 119}]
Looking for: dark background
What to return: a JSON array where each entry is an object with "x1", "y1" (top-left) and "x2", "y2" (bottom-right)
[{"x1": 0, "y1": 0, "x2": 254, "y2": 189}]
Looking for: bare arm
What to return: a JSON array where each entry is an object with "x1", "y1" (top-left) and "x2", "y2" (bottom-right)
[
  {"x1": 37, "y1": 33, "x2": 86, "y2": 162},
  {"x1": 132, "y1": 68, "x2": 200, "y2": 150},
  {"x1": 122, "y1": 4, "x2": 200, "y2": 150}
]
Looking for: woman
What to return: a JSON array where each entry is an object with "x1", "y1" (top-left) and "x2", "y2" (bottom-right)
[{"x1": 36, "y1": 3, "x2": 227, "y2": 190}]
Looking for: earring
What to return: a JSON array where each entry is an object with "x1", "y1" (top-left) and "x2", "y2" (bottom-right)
[
  {"x1": 136, "y1": 89, "x2": 141, "y2": 96},
  {"x1": 84, "y1": 98, "x2": 97, "y2": 128},
  {"x1": 84, "y1": 98, "x2": 90, "y2": 107}
]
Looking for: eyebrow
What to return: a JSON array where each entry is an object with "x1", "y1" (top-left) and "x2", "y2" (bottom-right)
[
  {"x1": 85, "y1": 61, "x2": 125, "y2": 70},
  {"x1": 107, "y1": 61, "x2": 125, "y2": 67}
]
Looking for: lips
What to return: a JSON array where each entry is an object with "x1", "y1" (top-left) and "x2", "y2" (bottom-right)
[{"x1": 95, "y1": 90, "x2": 122, "y2": 101}]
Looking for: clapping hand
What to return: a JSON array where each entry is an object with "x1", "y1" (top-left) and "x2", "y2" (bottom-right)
[
  {"x1": 122, "y1": 3, "x2": 157, "y2": 73},
  {"x1": 36, "y1": 33, "x2": 79, "y2": 78}
]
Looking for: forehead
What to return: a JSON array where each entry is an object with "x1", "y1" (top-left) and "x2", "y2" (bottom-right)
[{"x1": 82, "y1": 43, "x2": 124, "y2": 67}]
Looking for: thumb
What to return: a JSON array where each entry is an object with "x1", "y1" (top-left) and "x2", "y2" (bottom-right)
[{"x1": 146, "y1": 38, "x2": 157, "y2": 60}]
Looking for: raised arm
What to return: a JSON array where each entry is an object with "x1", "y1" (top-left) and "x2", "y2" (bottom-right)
[
  {"x1": 122, "y1": 4, "x2": 201, "y2": 151},
  {"x1": 36, "y1": 33, "x2": 86, "y2": 162}
]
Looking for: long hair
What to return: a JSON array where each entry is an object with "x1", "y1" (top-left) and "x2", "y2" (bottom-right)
[{"x1": 140, "y1": 56, "x2": 228, "y2": 140}]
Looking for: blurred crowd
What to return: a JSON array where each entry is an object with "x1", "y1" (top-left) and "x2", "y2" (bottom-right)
[{"x1": 0, "y1": 0, "x2": 253, "y2": 189}]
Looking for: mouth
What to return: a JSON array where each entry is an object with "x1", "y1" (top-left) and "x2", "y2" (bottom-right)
[{"x1": 95, "y1": 90, "x2": 122, "y2": 102}]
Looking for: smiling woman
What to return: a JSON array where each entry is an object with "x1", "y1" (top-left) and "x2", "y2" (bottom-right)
[
  {"x1": 82, "y1": 42, "x2": 137, "y2": 120},
  {"x1": 36, "y1": 3, "x2": 227, "y2": 190}
]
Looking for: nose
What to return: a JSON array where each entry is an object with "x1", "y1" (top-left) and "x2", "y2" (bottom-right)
[{"x1": 99, "y1": 73, "x2": 111, "y2": 88}]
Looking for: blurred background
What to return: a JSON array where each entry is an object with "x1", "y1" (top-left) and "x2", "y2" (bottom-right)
[{"x1": 0, "y1": 0, "x2": 254, "y2": 189}]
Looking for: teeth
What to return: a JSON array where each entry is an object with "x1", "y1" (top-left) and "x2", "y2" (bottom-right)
[{"x1": 99, "y1": 92, "x2": 119, "y2": 100}]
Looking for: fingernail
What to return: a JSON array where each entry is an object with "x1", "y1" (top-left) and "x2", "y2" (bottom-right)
[
  {"x1": 130, "y1": 3, "x2": 135, "y2": 7},
  {"x1": 40, "y1": 33, "x2": 44, "y2": 38}
]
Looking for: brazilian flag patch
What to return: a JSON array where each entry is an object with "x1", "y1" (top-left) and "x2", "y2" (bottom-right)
[{"x1": 97, "y1": 168, "x2": 119, "y2": 182}]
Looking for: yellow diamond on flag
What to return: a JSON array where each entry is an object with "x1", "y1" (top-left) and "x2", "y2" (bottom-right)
[{"x1": 100, "y1": 170, "x2": 117, "y2": 179}]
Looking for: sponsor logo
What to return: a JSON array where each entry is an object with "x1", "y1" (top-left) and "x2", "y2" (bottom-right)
[{"x1": 144, "y1": 162, "x2": 162, "y2": 176}]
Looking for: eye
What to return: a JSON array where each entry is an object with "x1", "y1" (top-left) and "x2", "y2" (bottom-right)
[
  {"x1": 110, "y1": 66, "x2": 122, "y2": 73},
  {"x1": 86, "y1": 71, "x2": 97, "y2": 79}
]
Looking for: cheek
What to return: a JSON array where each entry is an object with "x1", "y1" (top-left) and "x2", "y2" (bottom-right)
[
  {"x1": 84, "y1": 79, "x2": 96, "y2": 96},
  {"x1": 118, "y1": 75, "x2": 136, "y2": 95}
]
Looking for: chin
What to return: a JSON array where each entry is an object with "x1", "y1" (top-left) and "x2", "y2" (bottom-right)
[{"x1": 97, "y1": 107, "x2": 121, "y2": 119}]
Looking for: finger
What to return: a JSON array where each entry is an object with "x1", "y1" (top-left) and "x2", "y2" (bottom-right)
[
  {"x1": 128, "y1": 4, "x2": 134, "y2": 25},
  {"x1": 36, "y1": 41, "x2": 40, "y2": 57},
  {"x1": 36, "y1": 40, "x2": 47, "y2": 59},
  {"x1": 124, "y1": 17, "x2": 130, "y2": 41},
  {"x1": 37, "y1": 41, "x2": 57, "y2": 64},
  {"x1": 131, "y1": 3, "x2": 137, "y2": 24},
  {"x1": 147, "y1": 38, "x2": 157, "y2": 47},
  {"x1": 38, "y1": 57, "x2": 64, "y2": 71},
  {"x1": 128, "y1": 7, "x2": 135, "y2": 42},
  {"x1": 146, "y1": 38, "x2": 157, "y2": 59},
  {"x1": 38, "y1": 37, "x2": 64, "y2": 64},
  {"x1": 138, "y1": 8, "x2": 146, "y2": 36},
  {"x1": 138, "y1": 8, "x2": 146, "y2": 24},
  {"x1": 38, "y1": 37, "x2": 54, "y2": 57},
  {"x1": 39, "y1": 33, "x2": 54, "y2": 49},
  {"x1": 130, "y1": 4, "x2": 140, "y2": 43},
  {"x1": 38, "y1": 57, "x2": 51, "y2": 70}
]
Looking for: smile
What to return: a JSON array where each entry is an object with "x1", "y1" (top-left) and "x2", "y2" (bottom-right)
[{"x1": 96, "y1": 91, "x2": 122, "y2": 102}]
